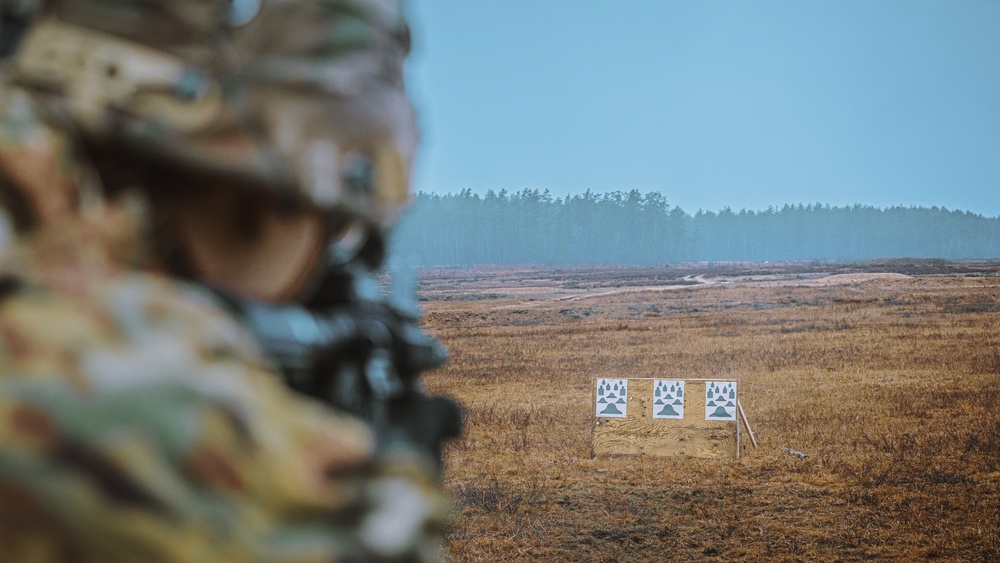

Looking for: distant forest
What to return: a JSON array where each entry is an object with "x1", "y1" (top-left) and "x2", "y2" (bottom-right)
[{"x1": 392, "y1": 188, "x2": 1000, "y2": 265}]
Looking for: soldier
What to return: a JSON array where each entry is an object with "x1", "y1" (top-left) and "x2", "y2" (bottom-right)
[{"x1": 0, "y1": 0, "x2": 458, "y2": 560}]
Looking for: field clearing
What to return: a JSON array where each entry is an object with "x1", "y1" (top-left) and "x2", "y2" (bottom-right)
[{"x1": 417, "y1": 264, "x2": 1000, "y2": 562}]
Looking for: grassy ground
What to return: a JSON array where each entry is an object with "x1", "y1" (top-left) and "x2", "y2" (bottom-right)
[{"x1": 419, "y1": 267, "x2": 1000, "y2": 562}]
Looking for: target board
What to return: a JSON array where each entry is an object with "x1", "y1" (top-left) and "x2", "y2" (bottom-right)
[{"x1": 593, "y1": 379, "x2": 740, "y2": 459}]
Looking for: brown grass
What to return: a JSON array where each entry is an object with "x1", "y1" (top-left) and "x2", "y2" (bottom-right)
[{"x1": 418, "y1": 268, "x2": 1000, "y2": 562}]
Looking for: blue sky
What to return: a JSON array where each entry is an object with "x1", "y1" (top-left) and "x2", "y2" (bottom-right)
[{"x1": 405, "y1": 1, "x2": 1000, "y2": 217}]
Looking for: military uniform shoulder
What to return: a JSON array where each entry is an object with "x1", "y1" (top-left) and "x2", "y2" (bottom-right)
[{"x1": 0, "y1": 266, "x2": 446, "y2": 561}]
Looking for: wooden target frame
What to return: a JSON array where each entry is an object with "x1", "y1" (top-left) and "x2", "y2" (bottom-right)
[{"x1": 592, "y1": 378, "x2": 749, "y2": 459}]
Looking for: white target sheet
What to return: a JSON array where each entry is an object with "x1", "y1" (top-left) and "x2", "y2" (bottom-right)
[
  {"x1": 705, "y1": 381, "x2": 737, "y2": 420},
  {"x1": 652, "y1": 380, "x2": 685, "y2": 419},
  {"x1": 595, "y1": 378, "x2": 628, "y2": 417}
]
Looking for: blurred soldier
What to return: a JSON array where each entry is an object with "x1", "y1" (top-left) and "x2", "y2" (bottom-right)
[{"x1": 0, "y1": 0, "x2": 459, "y2": 560}]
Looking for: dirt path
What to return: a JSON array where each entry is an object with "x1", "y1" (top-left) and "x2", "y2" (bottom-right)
[{"x1": 485, "y1": 272, "x2": 912, "y2": 310}]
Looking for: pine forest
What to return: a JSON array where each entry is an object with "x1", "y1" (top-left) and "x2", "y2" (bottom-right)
[{"x1": 393, "y1": 189, "x2": 1000, "y2": 265}]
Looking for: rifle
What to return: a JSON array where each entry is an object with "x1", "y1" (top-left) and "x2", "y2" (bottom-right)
[{"x1": 216, "y1": 239, "x2": 462, "y2": 471}]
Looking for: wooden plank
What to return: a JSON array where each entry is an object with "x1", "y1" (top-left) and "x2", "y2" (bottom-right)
[
  {"x1": 593, "y1": 380, "x2": 737, "y2": 459},
  {"x1": 737, "y1": 403, "x2": 741, "y2": 459},
  {"x1": 738, "y1": 399, "x2": 758, "y2": 448}
]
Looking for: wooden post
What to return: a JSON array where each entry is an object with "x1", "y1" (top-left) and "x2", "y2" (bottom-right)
[
  {"x1": 736, "y1": 405, "x2": 741, "y2": 459},
  {"x1": 737, "y1": 399, "x2": 758, "y2": 448}
]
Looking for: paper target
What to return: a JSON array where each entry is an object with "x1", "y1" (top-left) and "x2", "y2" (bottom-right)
[
  {"x1": 596, "y1": 378, "x2": 628, "y2": 418},
  {"x1": 652, "y1": 380, "x2": 685, "y2": 419},
  {"x1": 705, "y1": 381, "x2": 737, "y2": 420}
]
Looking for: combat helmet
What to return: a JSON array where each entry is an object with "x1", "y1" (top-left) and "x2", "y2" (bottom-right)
[{"x1": 2, "y1": 0, "x2": 418, "y2": 300}]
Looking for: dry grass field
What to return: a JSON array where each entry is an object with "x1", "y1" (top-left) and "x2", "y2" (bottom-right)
[{"x1": 416, "y1": 263, "x2": 1000, "y2": 562}]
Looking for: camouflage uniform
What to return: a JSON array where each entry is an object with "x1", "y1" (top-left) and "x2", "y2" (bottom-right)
[{"x1": 0, "y1": 1, "x2": 450, "y2": 561}]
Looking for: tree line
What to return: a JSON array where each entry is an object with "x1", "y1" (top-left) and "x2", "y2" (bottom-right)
[{"x1": 391, "y1": 188, "x2": 1000, "y2": 265}]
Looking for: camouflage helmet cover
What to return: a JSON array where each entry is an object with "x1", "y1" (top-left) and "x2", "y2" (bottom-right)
[{"x1": 9, "y1": 0, "x2": 417, "y2": 230}]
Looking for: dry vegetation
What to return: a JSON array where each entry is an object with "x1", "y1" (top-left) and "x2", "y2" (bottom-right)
[{"x1": 417, "y1": 263, "x2": 1000, "y2": 562}]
